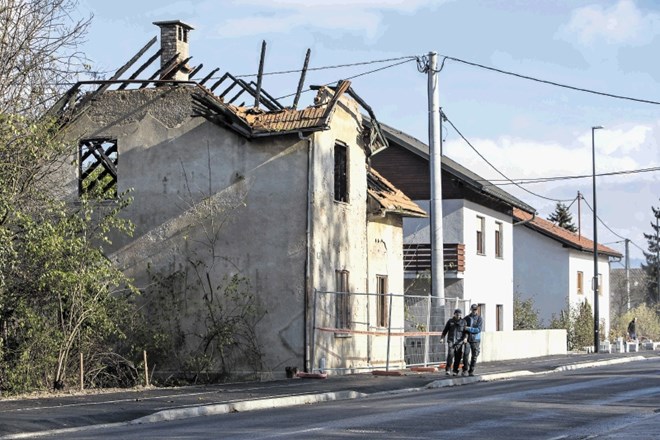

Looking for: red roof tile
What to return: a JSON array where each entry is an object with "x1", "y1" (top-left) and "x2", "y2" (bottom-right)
[
  {"x1": 368, "y1": 167, "x2": 427, "y2": 218},
  {"x1": 513, "y1": 208, "x2": 622, "y2": 257}
]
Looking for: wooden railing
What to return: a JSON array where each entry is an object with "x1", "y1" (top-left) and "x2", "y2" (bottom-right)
[{"x1": 403, "y1": 243, "x2": 465, "y2": 273}]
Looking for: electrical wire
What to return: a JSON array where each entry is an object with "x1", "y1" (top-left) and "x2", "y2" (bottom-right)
[
  {"x1": 274, "y1": 57, "x2": 416, "y2": 101},
  {"x1": 441, "y1": 55, "x2": 660, "y2": 105},
  {"x1": 232, "y1": 55, "x2": 417, "y2": 79},
  {"x1": 442, "y1": 112, "x2": 574, "y2": 203},
  {"x1": 479, "y1": 166, "x2": 660, "y2": 187}
]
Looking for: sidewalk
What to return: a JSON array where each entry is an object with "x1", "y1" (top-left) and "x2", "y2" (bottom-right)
[{"x1": 0, "y1": 351, "x2": 656, "y2": 439}]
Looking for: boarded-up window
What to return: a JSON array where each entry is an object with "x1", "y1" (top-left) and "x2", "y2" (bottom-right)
[
  {"x1": 336, "y1": 270, "x2": 351, "y2": 330},
  {"x1": 334, "y1": 143, "x2": 348, "y2": 203},
  {"x1": 376, "y1": 275, "x2": 388, "y2": 327},
  {"x1": 496, "y1": 304, "x2": 504, "y2": 331},
  {"x1": 79, "y1": 138, "x2": 118, "y2": 198}
]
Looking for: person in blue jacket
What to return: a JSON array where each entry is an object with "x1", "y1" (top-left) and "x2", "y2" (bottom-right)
[
  {"x1": 441, "y1": 308, "x2": 467, "y2": 376},
  {"x1": 462, "y1": 303, "x2": 483, "y2": 376}
]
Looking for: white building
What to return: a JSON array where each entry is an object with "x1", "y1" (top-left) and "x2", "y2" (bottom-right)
[{"x1": 513, "y1": 208, "x2": 622, "y2": 337}]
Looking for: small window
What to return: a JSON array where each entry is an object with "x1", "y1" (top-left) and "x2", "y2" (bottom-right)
[
  {"x1": 495, "y1": 221, "x2": 503, "y2": 258},
  {"x1": 376, "y1": 275, "x2": 388, "y2": 327},
  {"x1": 336, "y1": 270, "x2": 351, "y2": 330},
  {"x1": 476, "y1": 216, "x2": 485, "y2": 255},
  {"x1": 577, "y1": 271, "x2": 584, "y2": 295},
  {"x1": 334, "y1": 143, "x2": 348, "y2": 203},
  {"x1": 496, "y1": 304, "x2": 504, "y2": 331},
  {"x1": 178, "y1": 26, "x2": 183, "y2": 41},
  {"x1": 79, "y1": 138, "x2": 118, "y2": 198}
]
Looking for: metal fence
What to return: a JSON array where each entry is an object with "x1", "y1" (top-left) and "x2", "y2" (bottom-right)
[{"x1": 311, "y1": 290, "x2": 470, "y2": 372}]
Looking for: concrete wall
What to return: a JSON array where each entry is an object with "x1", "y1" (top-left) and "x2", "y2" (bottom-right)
[
  {"x1": 569, "y1": 250, "x2": 611, "y2": 337},
  {"x1": 480, "y1": 329, "x2": 567, "y2": 362}
]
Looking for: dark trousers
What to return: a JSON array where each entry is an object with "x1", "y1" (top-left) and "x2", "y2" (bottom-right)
[
  {"x1": 462, "y1": 341, "x2": 480, "y2": 373},
  {"x1": 445, "y1": 342, "x2": 464, "y2": 373}
]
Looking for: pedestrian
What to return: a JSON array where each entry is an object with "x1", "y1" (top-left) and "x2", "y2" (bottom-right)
[
  {"x1": 462, "y1": 303, "x2": 483, "y2": 376},
  {"x1": 441, "y1": 308, "x2": 467, "y2": 376},
  {"x1": 627, "y1": 317, "x2": 637, "y2": 341}
]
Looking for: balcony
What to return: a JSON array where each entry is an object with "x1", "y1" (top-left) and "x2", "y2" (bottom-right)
[{"x1": 403, "y1": 243, "x2": 465, "y2": 277}]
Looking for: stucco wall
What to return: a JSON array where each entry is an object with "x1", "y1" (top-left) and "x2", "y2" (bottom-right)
[
  {"x1": 461, "y1": 200, "x2": 514, "y2": 332},
  {"x1": 513, "y1": 225, "x2": 569, "y2": 326},
  {"x1": 480, "y1": 329, "x2": 567, "y2": 362},
  {"x1": 63, "y1": 86, "x2": 311, "y2": 375}
]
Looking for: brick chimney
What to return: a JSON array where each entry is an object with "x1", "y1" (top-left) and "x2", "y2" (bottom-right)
[{"x1": 153, "y1": 20, "x2": 194, "y2": 81}]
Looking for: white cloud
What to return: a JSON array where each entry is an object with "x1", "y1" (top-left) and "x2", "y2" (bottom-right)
[
  {"x1": 211, "y1": 0, "x2": 445, "y2": 39},
  {"x1": 557, "y1": 0, "x2": 660, "y2": 46}
]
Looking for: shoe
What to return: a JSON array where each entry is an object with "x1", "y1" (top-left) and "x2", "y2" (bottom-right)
[
  {"x1": 445, "y1": 371, "x2": 450, "y2": 376},
  {"x1": 452, "y1": 372, "x2": 458, "y2": 376},
  {"x1": 469, "y1": 372, "x2": 474, "y2": 377},
  {"x1": 461, "y1": 371, "x2": 467, "y2": 376}
]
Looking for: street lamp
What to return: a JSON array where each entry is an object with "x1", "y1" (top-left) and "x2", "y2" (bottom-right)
[{"x1": 592, "y1": 125, "x2": 603, "y2": 352}]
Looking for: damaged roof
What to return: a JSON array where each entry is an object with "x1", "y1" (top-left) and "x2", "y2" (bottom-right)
[
  {"x1": 368, "y1": 167, "x2": 427, "y2": 218},
  {"x1": 513, "y1": 208, "x2": 622, "y2": 258}
]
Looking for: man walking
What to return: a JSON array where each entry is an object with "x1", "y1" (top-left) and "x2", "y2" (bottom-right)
[
  {"x1": 462, "y1": 304, "x2": 483, "y2": 376},
  {"x1": 441, "y1": 308, "x2": 467, "y2": 376}
]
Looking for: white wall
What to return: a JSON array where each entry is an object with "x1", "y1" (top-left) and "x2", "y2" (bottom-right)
[
  {"x1": 569, "y1": 251, "x2": 611, "y2": 338},
  {"x1": 513, "y1": 225, "x2": 569, "y2": 326},
  {"x1": 480, "y1": 329, "x2": 567, "y2": 362},
  {"x1": 462, "y1": 201, "x2": 514, "y2": 332}
]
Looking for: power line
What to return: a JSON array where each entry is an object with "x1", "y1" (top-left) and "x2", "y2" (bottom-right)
[
  {"x1": 580, "y1": 197, "x2": 648, "y2": 255},
  {"x1": 441, "y1": 55, "x2": 660, "y2": 105},
  {"x1": 479, "y1": 166, "x2": 660, "y2": 187},
  {"x1": 275, "y1": 57, "x2": 416, "y2": 101},
  {"x1": 442, "y1": 112, "x2": 574, "y2": 203},
  {"x1": 233, "y1": 55, "x2": 417, "y2": 79}
]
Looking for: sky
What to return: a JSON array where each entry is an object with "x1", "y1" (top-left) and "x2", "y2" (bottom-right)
[{"x1": 74, "y1": 0, "x2": 659, "y2": 267}]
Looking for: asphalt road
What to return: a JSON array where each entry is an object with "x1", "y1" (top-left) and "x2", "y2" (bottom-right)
[{"x1": 50, "y1": 357, "x2": 660, "y2": 440}]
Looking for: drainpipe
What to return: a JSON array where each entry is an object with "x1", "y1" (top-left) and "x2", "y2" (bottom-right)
[{"x1": 299, "y1": 131, "x2": 314, "y2": 373}]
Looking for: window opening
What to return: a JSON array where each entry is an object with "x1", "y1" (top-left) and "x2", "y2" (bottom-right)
[
  {"x1": 334, "y1": 143, "x2": 348, "y2": 203},
  {"x1": 79, "y1": 138, "x2": 118, "y2": 198},
  {"x1": 336, "y1": 270, "x2": 351, "y2": 330},
  {"x1": 476, "y1": 216, "x2": 485, "y2": 255},
  {"x1": 376, "y1": 275, "x2": 388, "y2": 327}
]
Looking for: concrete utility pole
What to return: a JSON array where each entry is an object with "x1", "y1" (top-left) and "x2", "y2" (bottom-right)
[
  {"x1": 657, "y1": 214, "x2": 660, "y2": 303},
  {"x1": 427, "y1": 52, "x2": 445, "y2": 302},
  {"x1": 591, "y1": 126, "x2": 603, "y2": 352},
  {"x1": 625, "y1": 238, "x2": 630, "y2": 311}
]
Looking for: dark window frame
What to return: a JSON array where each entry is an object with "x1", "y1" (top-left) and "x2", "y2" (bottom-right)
[{"x1": 334, "y1": 143, "x2": 349, "y2": 203}]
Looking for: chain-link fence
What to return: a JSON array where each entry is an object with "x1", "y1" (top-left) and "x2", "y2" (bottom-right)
[{"x1": 311, "y1": 290, "x2": 470, "y2": 372}]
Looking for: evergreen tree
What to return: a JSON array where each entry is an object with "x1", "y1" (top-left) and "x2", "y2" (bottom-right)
[
  {"x1": 547, "y1": 202, "x2": 577, "y2": 232},
  {"x1": 641, "y1": 204, "x2": 660, "y2": 305}
]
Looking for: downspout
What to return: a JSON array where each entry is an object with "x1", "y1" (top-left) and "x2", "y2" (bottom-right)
[{"x1": 300, "y1": 131, "x2": 314, "y2": 373}]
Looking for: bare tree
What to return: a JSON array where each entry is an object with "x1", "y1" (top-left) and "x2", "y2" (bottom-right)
[{"x1": 0, "y1": 0, "x2": 92, "y2": 116}]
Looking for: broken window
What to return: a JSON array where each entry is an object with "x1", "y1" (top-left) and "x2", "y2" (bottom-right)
[
  {"x1": 79, "y1": 138, "x2": 118, "y2": 198},
  {"x1": 334, "y1": 143, "x2": 348, "y2": 203}
]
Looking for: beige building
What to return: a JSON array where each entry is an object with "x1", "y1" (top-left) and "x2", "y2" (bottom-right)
[{"x1": 55, "y1": 21, "x2": 425, "y2": 378}]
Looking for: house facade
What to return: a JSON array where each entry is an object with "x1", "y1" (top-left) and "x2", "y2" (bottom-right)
[
  {"x1": 55, "y1": 21, "x2": 425, "y2": 377},
  {"x1": 370, "y1": 123, "x2": 536, "y2": 333},
  {"x1": 513, "y1": 208, "x2": 622, "y2": 338}
]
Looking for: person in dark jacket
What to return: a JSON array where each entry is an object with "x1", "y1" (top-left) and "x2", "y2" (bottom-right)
[
  {"x1": 462, "y1": 303, "x2": 483, "y2": 376},
  {"x1": 441, "y1": 308, "x2": 467, "y2": 376},
  {"x1": 628, "y1": 317, "x2": 637, "y2": 341}
]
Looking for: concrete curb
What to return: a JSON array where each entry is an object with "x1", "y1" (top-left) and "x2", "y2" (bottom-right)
[{"x1": 131, "y1": 390, "x2": 368, "y2": 424}]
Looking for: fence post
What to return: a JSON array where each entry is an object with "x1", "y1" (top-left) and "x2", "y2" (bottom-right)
[
  {"x1": 143, "y1": 350, "x2": 149, "y2": 387},
  {"x1": 79, "y1": 352, "x2": 84, "y2": 392},
  {"x1": 310, "y1": 289, "x2": 318, "y2": 373},
  {"x1": 385, "y1": 292, "x2": 394, "y2": 371},
  {"x1": 424, "y1": 295, "x2": 432, "y2": 366}
]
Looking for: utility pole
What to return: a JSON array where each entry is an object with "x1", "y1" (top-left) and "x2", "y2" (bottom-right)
[
  {"x1": 591, "y1": 126, "x2": 603, "y2": 352},
  {"x1": 625, "y1": 238, "x2": 630, "y2": 311},
  {"x1": 428, "y1": 52, "x2": 445, "y2": 302},
  {"x1": 656, "y1": 214, "x2": 660, "y2": 304},
  {"x1": 577, "y1": 191, "x2": 582, "y2": 240}
]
